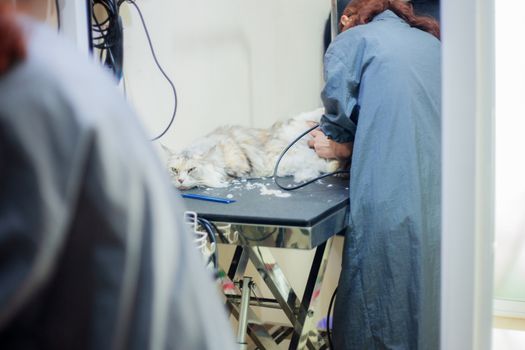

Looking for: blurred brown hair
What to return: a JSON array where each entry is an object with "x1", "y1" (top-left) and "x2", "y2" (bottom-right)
[
  {"x1": 341, "y1": 0, "x2": 440, "y2": 39},
  {"x1": 0, "y1": 4, "x2": 27, "y2": 75}
]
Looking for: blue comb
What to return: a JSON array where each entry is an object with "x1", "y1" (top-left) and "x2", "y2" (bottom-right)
[{"x1": 181, "y1": 193, "x2": 236, "y2": 204}]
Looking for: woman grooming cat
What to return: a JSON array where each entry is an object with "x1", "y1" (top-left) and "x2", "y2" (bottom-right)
[{"x1": 309, "y1": 0, "x2": 441, "y2": 348}]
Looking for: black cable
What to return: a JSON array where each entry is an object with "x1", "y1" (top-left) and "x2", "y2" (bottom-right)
[
  {"x1": 200, "y1": 219, "x2": 217, "y2": 249},
  {"x1": 55, "y1": 0, "x2": 61, "y2": 30},
  {"x1": 198, "y1": 219, "x2": 217, "y2": 264},
  {"x1": 208, "y1": 221, "x2": 229, "y2": 244},
  {"x1": 91, "y1": 0, "x2": 123, "y2": 78},
  {"x1": 272, "y1": 124, "x2": 349, "y2": 191},
  {"x1": 197, "y1": 218, "x2": 219, "y2": 270},
  {"x1": 92, "y1": 9, "x2": 116, "y2": 61},
  {"x1": 123, "y1": 0, "x2": 178, "y2": 141},
  {"x1": 203, "y1": 223, "x2": 217, "y2": 268},
  {"x1": 89, "y1": 0, "x2": 178, "y2": 139},
  {"x1": 327, "y1": 287, "x2": 337, "y2": 349}
]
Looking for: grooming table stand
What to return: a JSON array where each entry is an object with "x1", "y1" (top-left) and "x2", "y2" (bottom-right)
[{"x1": 182, "y1": 177, "x2": 349, "y2": 349}]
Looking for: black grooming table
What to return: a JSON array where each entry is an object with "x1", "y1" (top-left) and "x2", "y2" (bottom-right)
[
  {"x1": 181, "y1": 176, "x2": 350, "y2": 249},
  {"x1": 182, "y1": 177, "x2": 349, "y2": 349},
  {"x1": 182, "y1": 176, "x2": 349, "y2": 226}
]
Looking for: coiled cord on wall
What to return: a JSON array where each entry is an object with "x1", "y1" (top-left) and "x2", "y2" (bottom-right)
[
  {"x1": 91, "y1": 0, "x2": 123, "y2": 78},
  {"x1": 90, "y1": 0, "x2": 178, "y2": 141}
]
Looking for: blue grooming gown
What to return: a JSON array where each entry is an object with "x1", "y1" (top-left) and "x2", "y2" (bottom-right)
[{"x1": 321, "y1": 10, "x2": 441, "y2": 349}]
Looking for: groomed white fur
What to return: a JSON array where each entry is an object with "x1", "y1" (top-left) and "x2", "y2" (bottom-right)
[{"x1": 163, "y1": 108, "x2": 340, "y2": 189}]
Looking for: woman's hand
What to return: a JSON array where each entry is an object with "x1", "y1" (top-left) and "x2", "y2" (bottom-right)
[{"x1": 307, "y1": 127, "x2": 353, "y2": 160}]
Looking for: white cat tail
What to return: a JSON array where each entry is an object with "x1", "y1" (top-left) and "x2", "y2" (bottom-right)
[{"x1": 293, "y1": 107, "x2": 325, "y2": 123}]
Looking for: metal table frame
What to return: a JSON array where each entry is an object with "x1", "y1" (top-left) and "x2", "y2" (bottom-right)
[
  {"x1": 202, "y1": 202, "x2": 347, "y2": 349},
  {"x1": 222, "y1": 239, "x2": 334, "y2": 349}
]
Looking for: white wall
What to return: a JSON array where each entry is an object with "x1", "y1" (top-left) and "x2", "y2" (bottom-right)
[
  {"x1": 494, "y1": 1, "x2": 525, "y2": 304},
  {"x1": 121, "y1": 0, "x2": 329, "y2": 150}
]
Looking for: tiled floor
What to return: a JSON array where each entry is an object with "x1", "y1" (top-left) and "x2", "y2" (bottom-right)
[
  {"x1": 493, "y1": 317, "x2": 525, "y2": 349},
  {"x1": 237, "y1": 316, "x2": 525, "y2": 349}
]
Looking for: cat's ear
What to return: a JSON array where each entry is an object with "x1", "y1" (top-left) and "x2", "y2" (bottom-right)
[
  {"x1": 195, "y1": 145, "x2": 216, "y2": 159},
  {"x1": 161, "y1": 144, "x2": 175, "y2": 156}
]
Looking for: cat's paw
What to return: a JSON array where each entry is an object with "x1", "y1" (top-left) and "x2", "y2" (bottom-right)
[
  {"x1": 293, "y1": 169, "x2": 318, "y2": 183},
  {"x1": 327, "y1": 160, "x2": 341, "y2": 173}
]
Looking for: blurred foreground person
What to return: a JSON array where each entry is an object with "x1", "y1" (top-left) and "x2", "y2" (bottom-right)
[{"x1": 0, "y1": 4, "x2": 235, "y2": 349}]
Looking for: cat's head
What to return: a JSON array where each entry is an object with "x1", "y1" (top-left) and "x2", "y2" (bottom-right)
[
  {"x1": 162, "y1": 145, "x2": 227, "y2": 190},
  {"x1": 167, "y1": 156, "x2": 208, "y2": 190}
]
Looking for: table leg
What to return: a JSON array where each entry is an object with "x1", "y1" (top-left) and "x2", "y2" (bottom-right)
[
  {"x1": 289, "y1": 238, "x2": 333, "y2": 349},
  {"x1": 237, "y1": 276, "x2": 253, "y2": 349},
  {"x1": 226, "y1": 300, "x2": 280, "y2": 349},
  {"x1": 248, "y1": 246, "x2": 305, "y2": 332},
  {"x1": 223, "y1": 240, "x2": 334, "y2": 349},
  {"x1": 227, "y1": 245, "x2": 250, "y2": 281},
  {"x1": 224, "y1": 245, "x2": 249, "y2": 320},
  {"x1": 223, "y1": 246, "x2": 279, "y2": 349}
]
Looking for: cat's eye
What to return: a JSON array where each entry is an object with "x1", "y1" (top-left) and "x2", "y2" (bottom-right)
[
  {"x1": 171, "y1": 167, "x2": 178, "y2": 174},
  {"x1": 188, "y1": 167, "x2": 196, "y2": 173}
]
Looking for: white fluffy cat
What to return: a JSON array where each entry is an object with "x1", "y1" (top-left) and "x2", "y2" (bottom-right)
[{"x1": 163, "y1": 108, "x2": 340, "y2": 189}]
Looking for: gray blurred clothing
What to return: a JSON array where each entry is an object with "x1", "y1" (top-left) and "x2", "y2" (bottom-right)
[
  {"x1": 321, "y1": 10, "x2": 441, "y2": 349},
  {"x1": 0, "y1": 19, "x2": 235, "y2": 350}
]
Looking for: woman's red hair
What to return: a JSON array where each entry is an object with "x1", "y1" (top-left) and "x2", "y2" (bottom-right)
[
  {"x1": 341, "y1": 0, "x2": 440, "y2": 39},
  {"x1": 0, "y1": 4, "x2": 27, "y2": 75}
]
